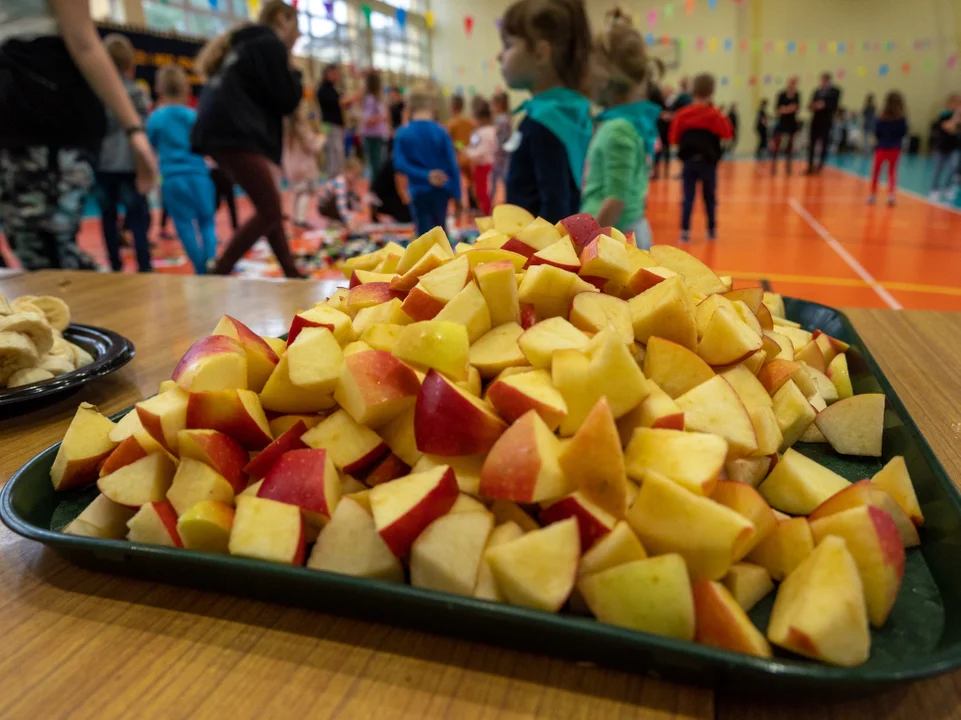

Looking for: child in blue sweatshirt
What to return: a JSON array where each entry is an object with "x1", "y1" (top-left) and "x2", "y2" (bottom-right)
[
  {"x1": 146, "y1": 65, "x2": 218, "y2": 274},
  {"x1": 498, "y1": 0, "x2": 594, "y2": 223},
  {"x1": 393, "y1": 90, "x2": 461, "y2": 236}
]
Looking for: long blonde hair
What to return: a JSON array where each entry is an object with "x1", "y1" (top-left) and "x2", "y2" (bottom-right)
[
  {"x1": 593, "y1": 8, "x2": 649, "y2": 101},
  {"x1": 195, "y1": 0, "x2": 295, "y2": 78}
]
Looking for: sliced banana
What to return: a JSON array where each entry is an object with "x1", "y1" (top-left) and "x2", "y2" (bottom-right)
[
  {"x1": 10, "y1": 296, "x2": 40, "y2": 313},
  {"x1": 7, "y1": 367, "x2": 54, "y2": 387},
  {"x1": 0, "y1": 312, "x2": 53, "y2": 356},
  {"x1": 0, "y1": 331, "x2": 38, "y2": 385},
  {"x1": 30, "y1": 296, "x2": 70, "y2": 331},
  {"x1": 37, "y1": 354, "x2": 75, "y2": 376},
  {"x1": 70, "y1": 342, "x2": 96, "y2": 368},
  {"x1": 0, "y1": 294, "x2": 11, "y2": 316},
  {"x1": 48, "y1": 337, "x2": 74, "y2": 361}
]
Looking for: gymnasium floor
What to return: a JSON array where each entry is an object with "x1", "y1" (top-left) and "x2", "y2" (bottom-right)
[{"x1": 3, "y1": 156, "x2": 960, "y2": 312}]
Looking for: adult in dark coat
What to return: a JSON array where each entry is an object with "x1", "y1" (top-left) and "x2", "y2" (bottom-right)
[
  {"x1": 193, "y1": 0, "x2": 303, "y2": 277},
  {"x1": 806, "y1": 72, "x2": 842, "y2": 174}
]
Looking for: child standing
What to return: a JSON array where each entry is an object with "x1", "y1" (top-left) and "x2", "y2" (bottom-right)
[
  {"x1": 491, "y1": 92, "x2": 513, "y2": 204},
  {"x1": 447, "y1": 95, "x2": 477, "y2": 212},
  {"x1": 96, "y1": 34, "x2": 152, "y2": 272},
  {"x1": 284, "y1": 100, "x2": 325, "y2": 229},
  {"x1": 393, "y1": 90, "x2": 461, "y2": 235},
  {"x1": 930, "y1": 95, "x2": 961, "y2": 200},
  {"x1": 499, "y1": 0, "x2": 593, "y2": 223},
  {"x1": 580, "y1": 9, "x2": 659, "y2": 249},
  {"x1": 147, "y1": 65, "x2": 218, "y2": 274},
  {"x1": 466, "y1": 100, "x2": 499, "y2": 216},
  {"x1": 869, "y1": 91, "x2": 908, "y2": 207},
  {"x1": 755, "y1": 99, "x2": 769, "y2": 159},
  {"x1": 668, "y1": 73, "x2": 733, "y2": 242}
]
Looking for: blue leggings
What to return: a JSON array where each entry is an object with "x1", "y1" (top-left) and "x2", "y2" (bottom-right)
[{"x1": 162, "y1": 173, "x2": 217, "y2": 274}]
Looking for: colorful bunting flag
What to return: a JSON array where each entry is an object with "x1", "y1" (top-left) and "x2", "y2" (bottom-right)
[
  {"x1": 708, "y1": 0, "x2": 717, "y2": 10},
  {"x1": 696, "y1": 37, "x2": 705, "y2": 52},
  {"x1": 838, "y1": 41, "x2": 846, "y2": 54},
  {"x1": 837, "y1": 68, "x2": 846, "y2": 79},
  {"x1": 464, "y1": 15, "x2": 474, "y2": 37},
  {"x1": 709, "y1": 37, "x2": 718, "y2": 52},
  {"x1": 857, "y1": 65, "x2": 866, "y2": 77},
  {"x1": 879, "y1": 63, "x2": 889, "y2": 76},
  {"x1": 648, "y1": 10, "x2": 657, "y2": 27},
  {"x1": 748, "y1": 75, "x2": 757, "y2": 86},
  {"x1": 665, "y1": 3, "x2": 674, "y2": 18},
  {"x1": 901, "y1": 62, "x2": 911, "y2": 74},
  {"x1": 361, "y1": 3, "x2": 371, "y2": 27},
  {"x1": 739, "y1": 38, "x2": 748, "y2": 52},
  {"x1": 827, "y1": 40, "x2": 837, "y2": 54},
  {"x1": 396, "y1": 8, "x2": 406, "y2": 28},
  {"x1": 798, "y1": 41, "x2": 807, "y2": 55},
  {"x1": 685, "y1": 0, "x2": 694, "y2": 16},
  {"x1": 724, "y1": 38, "x2": 733, "y2": 52},
  {"x1": 948, "y1": 53, "x2": 958, "y2": 69},
  {"x1": 425, "y1": 10, "x2": 435, "y2": 29},
  {"x1": 720, "y1": 76, "x2": 729, "y2": 86},
  {"x1": 646, "y1": 32, "x2": 655, "y2": 45},
  {"x1": 776, "y1": 40, "x2": 785, "y2": 54},
  {"x1": 787, "y1": 41, "x2": 796, "y2": 54}
]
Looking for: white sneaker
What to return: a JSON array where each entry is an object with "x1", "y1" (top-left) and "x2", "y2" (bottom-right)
[{"x1": 929, "y1": 190, "x2": 944, "y2": 201}]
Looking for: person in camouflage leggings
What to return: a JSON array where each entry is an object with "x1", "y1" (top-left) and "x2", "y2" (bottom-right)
[{"x1": 0, "y1": 146, "x2": 98, "y2": 271}]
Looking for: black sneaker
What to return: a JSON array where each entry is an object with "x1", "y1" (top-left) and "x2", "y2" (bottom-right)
[{"x1": 680, "y1": 230, "x2": 691, "y2": 243}]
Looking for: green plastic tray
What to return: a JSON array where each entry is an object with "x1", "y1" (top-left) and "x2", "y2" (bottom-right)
[{"x1": 3, "y1": 298, "x2": 961, "y2": 695}]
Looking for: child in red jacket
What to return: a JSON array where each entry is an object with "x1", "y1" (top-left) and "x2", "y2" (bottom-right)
[{"x1": 669, "y1": 73, "x2": 733, "y2": 242}]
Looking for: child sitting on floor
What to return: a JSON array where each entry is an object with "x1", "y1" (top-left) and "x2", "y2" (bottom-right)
[{"x1": 317, "y1": 157, "x2": 364, "y2": 229}]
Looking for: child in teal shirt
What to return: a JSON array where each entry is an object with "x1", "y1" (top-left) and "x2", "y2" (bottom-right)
[{"x1": 580, "y1": 10, "x2": 658, "y2": 248}]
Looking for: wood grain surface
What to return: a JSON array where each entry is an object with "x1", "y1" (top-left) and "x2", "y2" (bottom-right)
[{"x1": 0, "y1": 271, "x2": 957, "y2": 720}]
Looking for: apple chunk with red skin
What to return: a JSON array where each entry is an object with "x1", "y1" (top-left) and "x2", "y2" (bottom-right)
[
  {"x1": 212, "y1": 315, "x2": 279, "y2": 392},
  {"x1": 98, "y1": 453, "x2": 177, "y2": 508},
  {"x1": 334, "y1": 349, "x2": 421, "y2": 427},
  {"x1": 228, "y1": 495, "x2": 305, "y2": 565},
  {"x1": 166, "y1": 457, "x2": 236, "y2": 516},
  {"x1": 307, "y1": 496, "x2": 403, "y2": 582},
  {"x1": 177, "y1": 500, "x2": 234, "y2": 553},
  {"x1": 185, "y1": 389, "x2": 273, "y2": 450},
  {"x1": 872, "y1": 456, "x2": 924, "y2": 527},
  {"x1": 556, "y1": 213, "x2": 602, "y2": 248},
  {"x1": 814, "y1": 393, "x2": 886, "y2": 457},
  {"x1": 98, "y1": 433, "x2": 150, "y2": 478},
  {"x1": 126, "y1": 500, "x2": 183, "y2": 547},
  {"x1": 257, "y1": 448, "x2": 341, "y2": 527},
  {"x1": 369, "y1": 465, "x2": 459, "y2": 557},
  {"x1": 51, "y1": 403, "x2": 118, "y2": 491},
  {"x1": 177, "y1": 428, "x2": 249, "y2": 493},
  {"x1": 243, "y1": 420, "x2": 308, "y2": 481},
  {"x1": 302, "y1": 409, "x2": 388, "y2": 475},
  {"x1": 539, "y1": 491, "x2": 616, "y2": 550},
  {"x1": 172, "y1": 335, "x2": 248, "y2": 392},
  {"x1": 478, "y1": 409, "x2": 573, "y2": 504},
  {"x1": 766, "y1": 535, "x2": 870, "y2": 667},
  {"x1": 810, "y1": 505, "x2": 905, "y2": 628},
  {"x1": 692, "y1": 580, "x2": 772, "y2": 657},
  {"x1": 624, "y1": 428, "x2": 727, "y2": 497},
  {"x1": 808, "y1": 479, "x2": 919, "y2": 548},
  {"x1": 414, "y1": 370, "x2": 508, "y2": 456},
  {"x1": 136, "y1": 388, "x2": 190, "y2": 454},
  {"x1": 486, "y1": 369, "x2": 567, "y2": 431}
]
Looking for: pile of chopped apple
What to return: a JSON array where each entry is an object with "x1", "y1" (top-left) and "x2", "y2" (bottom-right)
[{"x1": 52, "y1": 205, "x2": 924, "y2": 668}]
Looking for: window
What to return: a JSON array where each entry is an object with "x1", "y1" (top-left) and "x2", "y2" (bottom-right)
[
  {"x1": 296, "y1": 2, "x2": 430, "y2": 77},
  {"x1": 142, "y1": 0, "x2": 249, "y2": 38}
]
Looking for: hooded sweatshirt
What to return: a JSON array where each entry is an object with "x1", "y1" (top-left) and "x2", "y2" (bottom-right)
[
  {"x1": 506, "y1": 87, "x2": 593, "y2": 223},
  {"x1": 581, "y1": 100, "x2": 660, "y2": 229}
]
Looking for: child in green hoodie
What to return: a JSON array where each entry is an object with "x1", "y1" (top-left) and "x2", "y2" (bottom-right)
[
  {"x1": 581, "y1": 9, "x2": 658, "y2": 249},
  {"x1": 498, "y1": 0, "x2": 594, "y2": 223}
]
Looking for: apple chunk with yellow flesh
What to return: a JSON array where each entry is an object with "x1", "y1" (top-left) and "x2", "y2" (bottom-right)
[
  {"x1": 172, "y1": 335, "x2": 248, "y2": 392},
  {"x1": 758, "y1": 448, "x2": 850, "y2": 515},
  {"x1": 474, "y1": 260, "x2": 521, "y2": 326},
  {"x1": 369, "y1": 465, "x2": 459, "y2": 557},
  {"x1": 177, "y1": 500, "x2": 234, "y2": 553},
  {"x1": 486, "y1": 369, "x2": 567, "y2": 431},
  {"x1": 468, "y1": 323, "x2": 528, "y2": 379},
  {"x1": 711, "y1": 480, "x2": 777, "y2": 558},
  {"x1": 676, "y1": 376, "x2": 758, "y2": 459},
  {"x1": 529, "y1": 238, "x2": 581, "y2": 273},
  {"x1": 418, "y1": 254, "x2": 470, "y2": 303},
  {"x1": 579, "y1": 234, "x2": 630, "y2": 286},
  {"x1": 63, "y1": 493, "x2": 136, "y2": 539},
  {"x1": 177, "y1": 428, "x2": 249, "y2": 493},
  {"x1": 260, "y1": 354, "x2": 337, "y2": 415},
  {"x1": 692, "y1": 580, "x2": 772, "y2": 658},
  {"x1": 410, "y1": 510, "x2": 494, "y2": 596},
  {"x1": 474, "y1": 521, "x2": 525, "y2": 601},
  {"x1": 586, "y1": 329, "x2": 649, "y2": 419},
  {"x1": 393, "y1": 320, "x2": 470, "y2": 380},
  {"x1": 808, "y1": 480, "x2": 919, "y2": 548},
  {"x1": 186, "y1": 389, "x2": 273, "y2": 449},
  {"x1": 98, "y1": 453, "x2": 177, "y2": 508},
  {"x1": 126, "y1": 500, "x2": 183, "y2": 547},
  {"x1": 810, "y1": 506, "x2": 904, "y2": 627},
  {"x1": 539, "y1": 491, "x2": 617, "y2": 550},
  {"x1": 288, "y1": 304, "x2": 356, "y2": 346},
  {"x1": 486, "y1": 517, "x2": 580, "y2": 612},
  {"x1": 518, "y1": 317, "x2": 589, "y2": 369},
  {"x1": 414, "y1": 370, "x2": 507, "y2": 456},
  {"x1": 434, "y1": 281, "x2": 492, "y2": 343},
  {"x1": 643, "y1": 336, "x2": 714, "y2": 399},
  {"x1": 51, "y1": 403, "x2": 118, "y2": 491},
  {"x1": 628, "y1": 275, "x2": 697, "y2": 350},
  {"x1": 166, "y1": 457, "x2": 236, "y2": 516},
  {"x1": 211, "y1": 315, "x2": 279, "y2": 392},
  {"x1": 649, "y1": 244, "x2": 727, "y2": 295},
  {"x1": 721, "y1": 364, "x2": 772, "y2": 410},
  {"x1": 578, "y1": 521, "x2": 647, "y2": 576},
  {"x1": 568, "y1": 292, "x2": 633, "y2": 345},
  {"x1": 772, "y1": 379, "x2": 818, "y2": 451},
  {"x1": 578, "y1": 554, "x2": 695, "y2": 640},
  {"x1": 627, "y1": 471, "x2": 754, "y2": 581},
  {"x1": 722, "y1": 562, "x2": 775, "y2": 612},
  {"x1": 243, "y1": 419, "x2": 308, "y2": 481},
  {"x1": 745, "y1": 516, "x2": 814, "y2": 581},
  {"x1": 872, "y1": 456, "x2": 923, "y2": 527},
  {"x1": 302, "y1": 408, "x2": 388, "y2": 474},
  {"x1": 285, "y1": 326, "x2": 344, "y2": 395},
  {"x1": 136, "y1": 388, "x2": 190, "y2": 454},
  {"x1": 624, "y1": 428, "x2": 727, "y2": 497},
  {"x1": 698, "y1": 306, "x2": 763, "y2": 366},
  {"x1": 307, "y1": 496, "x2": 403, "y2": 582},
  {"x1": 814, "y1": 393, "x2": 885, "y2": 457},
  {"x1": 558, "y1": 397, "x2": 628, "y2": 518},
  {"x1": 767, "y1": 535, "x2": 870, "y2": 667},
  {"x1": 229, "y1": 495, "x2": 305, "y2": 565},
  {"x1": 827, "y1": 352, "x2": 854, "y2": 400},
  {"x1": 479, "y1": 409, "x2": 572, "y2": 503},
  {"x1": 334, "y1": 349, "x2": 421, "y2": 427}
]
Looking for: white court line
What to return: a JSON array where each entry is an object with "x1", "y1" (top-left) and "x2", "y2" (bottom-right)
[
  {"x1": 788, "y1": 197, "x2": 903, "y2": 310},
  {"x1": 826, "y1": 164, "x2": 961, "y2": 217}
]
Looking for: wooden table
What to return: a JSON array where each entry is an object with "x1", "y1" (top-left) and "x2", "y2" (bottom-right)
[{"x1": 1, "y1": 271, "x2": 960, "y2": 720}]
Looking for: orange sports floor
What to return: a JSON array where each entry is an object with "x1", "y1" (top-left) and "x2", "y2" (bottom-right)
[{"x1": 5, "y1": 160, "x2": 961, "y2": 312}]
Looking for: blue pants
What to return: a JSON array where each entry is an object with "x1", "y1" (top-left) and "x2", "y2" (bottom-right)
[
  {"x1": 163, "y1": 173, "x2": 217, "y2": 274},
  {"x1": 410, "y1": 189, "x2": 450, "y2": 237},
  {"x1": 932, "y1": 150, "x2": 959, "y2": 192},
  {"x1": 681, "y1": 161, "x2": 718, "y2": 232},
  {"x1": 95, "y1": 171, "x2": 152, "y2": 272}
]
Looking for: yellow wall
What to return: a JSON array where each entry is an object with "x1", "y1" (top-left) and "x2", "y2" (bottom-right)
[{"x1": 429, "y1": 0, "x2": 961, "y2": 151}]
